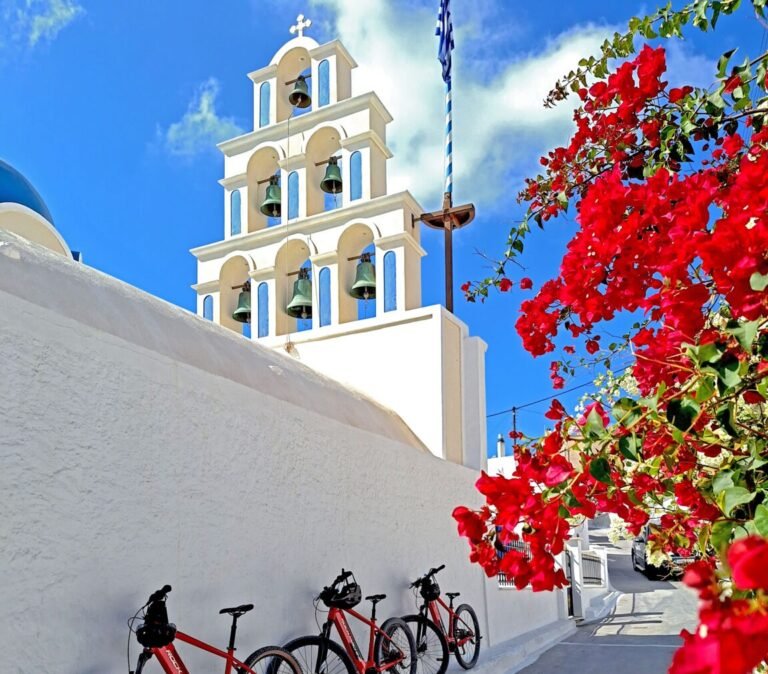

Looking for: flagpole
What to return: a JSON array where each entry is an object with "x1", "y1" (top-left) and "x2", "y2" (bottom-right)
[{"x1": 419, "y1": 0, "x2": 475, "y2": 314}]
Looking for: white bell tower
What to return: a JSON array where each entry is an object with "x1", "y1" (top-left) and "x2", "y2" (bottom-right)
[{"x1": 191, "y1": 16, "x2": 487, "y2": 467}]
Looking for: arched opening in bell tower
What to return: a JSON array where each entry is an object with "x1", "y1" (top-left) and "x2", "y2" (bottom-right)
[
  {"x1": 305, "y1": 126, "x2": 343, "y2": 217},
  {"x1": 219, "y1": 255, "x2": 253, "y2": 336},
  {"x1": 246, "y1": 146, "x2": 282, "y2": 232},
  {"x1": 275, "y1": 239, "x2": 313, "y2": 336},
  {"x1": 337, "y1": 223, "x2": 376, "y2": 324},
  {"x1": 276, "y1": 47, "x2": 313, "y2": 122}
]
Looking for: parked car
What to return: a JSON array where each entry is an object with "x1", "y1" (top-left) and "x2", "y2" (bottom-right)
[{"x1": 630, "y1": 523, "x2": 697, "y2": 579}]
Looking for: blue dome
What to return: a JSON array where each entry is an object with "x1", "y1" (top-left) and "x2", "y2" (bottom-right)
[{"x1": 0, "y1": 159, "x2": 54, "y2": 224}]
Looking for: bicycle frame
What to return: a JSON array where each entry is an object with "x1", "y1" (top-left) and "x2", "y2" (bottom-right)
[
  {"x1": 324, "y1": 606, "x2": 406, "y2": 674},
  {"x1": 423, "y1": 598, "x2": 473, "y2": 650},
  {"x1": 141, "y1": 630, "x2": 263, "y2": 674}
]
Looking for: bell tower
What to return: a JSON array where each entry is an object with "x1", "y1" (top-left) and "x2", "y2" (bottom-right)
[{"x1": 191, "y1": 16, "x2": 487, "y2": 468}]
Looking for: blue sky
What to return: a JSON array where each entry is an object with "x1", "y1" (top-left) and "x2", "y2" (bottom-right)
[{"x1": 2, "y1": 0, "x2": 765, "y2": 454}]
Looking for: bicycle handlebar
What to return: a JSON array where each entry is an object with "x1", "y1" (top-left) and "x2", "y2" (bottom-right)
[
  {"x1": 333, "y1": 569, "x2": 353, "y2": 586},
  {"x1": 410, "y1": 565, "x2": 445, "y2": 588},
  {"x1": 147, "y1": 585, "x2": 172, "y2": 605}
]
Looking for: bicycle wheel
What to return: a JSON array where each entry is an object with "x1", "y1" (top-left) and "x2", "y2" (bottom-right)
[
  {"x1": 239, "y1": 645, "x2": 303, "y2": 674},
  {"x1": 401, "y1": 615, "x2": 448, "y2": 674},
  {"x1": 375, "y1": 617, "x2": 417, "y2": 674},
  {"x1": 452, "y1": 604, "x2": 480, "y2": 669},
  {"x1": 281, "y1": 635, "x2": 355, "y2": 674}
]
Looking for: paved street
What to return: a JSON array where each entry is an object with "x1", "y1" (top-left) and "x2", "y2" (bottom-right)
[{"x1": 519, "y1": 534, "x2": 698, "y2": 674}]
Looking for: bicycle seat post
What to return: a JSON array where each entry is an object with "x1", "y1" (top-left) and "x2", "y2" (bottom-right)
[{"x1": 227, "y1": 614, "x2": 240, "y2": 653}]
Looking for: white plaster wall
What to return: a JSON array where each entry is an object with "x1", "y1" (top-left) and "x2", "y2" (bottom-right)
[{"x1": 0, "y1": 233, "x2": 567, "y2": 673}]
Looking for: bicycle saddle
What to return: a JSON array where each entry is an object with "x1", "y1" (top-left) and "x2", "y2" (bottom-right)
[
  {"x1": 219, "y1": 603, "x2": 254, "y2": 617},
  {"x1": 365, "y1": 594, "x2": 386, "y2": 603},
  {"x1": 446, "y1": 592, "x2": 460, "y2": 599}
]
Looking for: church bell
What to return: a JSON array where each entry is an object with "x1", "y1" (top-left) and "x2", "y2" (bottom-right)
[
  {"x1": 350, "y1": 253, "x2": 376, "y2": 300},
  {"x1": 259, "y1": 175, "x2": 282, "y2": 218},
  {"x1": 288, "y1": 75, "x2": 311, "y2": 109},
  {"x1": 286, "y1": 268, "x2": 313, "y2": 319},
  {"x1": 232, "y1": 281, "x2": 252, "y2": 324},
  {"x1": 320, "y1": 156, "x2": 343, "y2": 195}
]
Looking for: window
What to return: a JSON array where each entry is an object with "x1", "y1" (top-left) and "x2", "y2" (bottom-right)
[
  {"x1": 203, "y1": 295, "x2": 213, "y2": 321},
  {"x1": 257, "y1": 282, "x2": 269, "y2": 338},
  {"x1": 384, "y1": 251, "x2": 397, "y2": 312},
  {"x1": 319, "y1": 267, "x2": 331, "y2": 327},
  {"x1": 318, "y1": 60, "x2": 330, "y2": 108},
  {"x1": 288, "y1": 171, "x2": 299, "y2": 220},
  {"x1": 350, "y1": 151, "x2": 363, "y2": 202},
  {"x1": 231, "y1": 190, "x2": 242, "y2": 236},
  {"x1": 259, "y1": 82, "x2": 271, "y2": 128}
]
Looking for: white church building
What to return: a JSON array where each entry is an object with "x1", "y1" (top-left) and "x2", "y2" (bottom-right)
[{"x1": 0, "y1": 21, "x2": 586, "y2": 674}]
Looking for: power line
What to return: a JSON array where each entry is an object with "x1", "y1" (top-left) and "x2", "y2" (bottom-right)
[{"x1": 486, "y1": 364, "x2": 633, "y2": 419}]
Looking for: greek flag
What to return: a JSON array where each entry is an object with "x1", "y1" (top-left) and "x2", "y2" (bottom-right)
[{"x1": 435, "y1": 0, "x2": 454, "y2": 83}]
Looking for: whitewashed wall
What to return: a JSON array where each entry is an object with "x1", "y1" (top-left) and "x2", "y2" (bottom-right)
[{"x1": 0, "y1": 232, "x2": 568, "y2": 673}]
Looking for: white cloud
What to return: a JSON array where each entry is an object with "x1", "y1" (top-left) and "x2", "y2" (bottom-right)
[
  {"x1": 308, "y1": 0, "x2": 713, "y2": 209},
  {"x1": 161, "y1": 78, "x2": 244, "y2": 159},
  {"x1": 2, "y1": 0, "x2": 84, "y2": 48}
]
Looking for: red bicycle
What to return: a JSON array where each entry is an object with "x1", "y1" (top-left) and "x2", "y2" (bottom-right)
[
  {"x1": 403, "y1": 565, "x2": 480, "y2": 673},
  {"x1": 128, "y1": 585, "x2": 302, "y2": 674},
  {"x1": 283, "y1": 569, "x2": 417, "y2": 674}
]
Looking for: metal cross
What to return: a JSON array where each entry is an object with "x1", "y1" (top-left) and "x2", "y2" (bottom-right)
[{"x1": 289, "y1": 14, "x2": 312, "y2": 37}]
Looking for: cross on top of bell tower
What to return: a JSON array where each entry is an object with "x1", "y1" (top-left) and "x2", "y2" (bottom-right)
[{"x1": 289, "y1": 14, "x2": 312, "y2": 38}]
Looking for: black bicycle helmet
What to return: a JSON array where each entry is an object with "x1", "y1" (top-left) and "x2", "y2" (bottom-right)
[
  {"x1": 136, "y1": 598, "x2": 177, "y2": 648},
  {"x1": 420, "y1": 579, "x2": 441, "y2": 602},
  {"x1": 325, "y1": 582, "x2": 362, "y2": 609}
]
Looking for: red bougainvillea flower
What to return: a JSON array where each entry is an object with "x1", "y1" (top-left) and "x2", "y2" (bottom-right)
[
  {"x1": 727, "y1": 536, "x2": 768, "y2": 590},
  {"x1": 544, "y1": 399, "x2": 566, "y2": 421},
  {"x1": 452, "y1": 506, "x2": 488, "y2": 544},
  {"x1": 499, "y1": 278, "x2": 513, "y2": 292},
  {"x1": 585, "y1": 339, "x2": 600, "y2": 354},
  {"x1": 460, "y1": 282, "x2": 470, "y2": 292},
  {"x1": 519, "y1": 277, "x2": 533, "y2": 290}
]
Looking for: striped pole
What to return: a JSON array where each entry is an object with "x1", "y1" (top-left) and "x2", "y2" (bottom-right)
[{"x1": 444, "y1": 77, "x2": 453, "y2": 196}]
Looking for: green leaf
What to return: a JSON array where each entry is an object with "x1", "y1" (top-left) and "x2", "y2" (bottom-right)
[
  {"x1": 712, "y1": 470, "x2": 735, "y2": 495},
  {"x1": 612, "y1": 397, "x2": 642, "y2": 426},
  {"x1": 717, "y1": 49, "x2": 737, "y2": 78},
  {"x1": 754, "y1": 504, "x2": 768, "y2": 537},
  {"x1": 727, "y1": 319, "x2": 760, "y2": 352},
  {"x1": 695, "y1": 376, "x2": 716, "y2": 404},
  {"x1": 589, "y1": 457, "x2": 613, "y2": 485},
  {"x1": 750, "y1": 271, "x2": 768, "y2": 291},
  {"x1": 666, "y1": 398, "x2": 700, "y2": 431},
  {"x1": 584, "y1": 408, "x2": 607, "y2": 438},
  {"x1": 711, "y1": 520, "x2": 735, "y2": 552},
  {"x1": 713, "y1": 358, "x2": 742, "y2": 389},
  {"x1": 721, "y1": 486, "x2": 755, "y2": 517},
  {"x1": 716, "y1": 404, "x2": 739, "y2": 437},
  {"x1": 618, "y1": 434, "x2": 641, "y2": 461},
  {"x1": 512, "y1": 239, "x2": 524, "y2": 254}
]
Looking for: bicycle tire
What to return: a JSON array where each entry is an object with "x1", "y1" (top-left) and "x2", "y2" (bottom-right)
[
  {"x1": 375, "y1": 617, "x2": 417, "y2": 674},
  {"x1": 452, "y1": 604, "x2": 480, "y2": 669},
  {"x1": 281, "y1": 635, "x2": 356, "y2": 674},
  {"x1": 401, "y1": 614, "x2": 449, "y2": 674},
  {"x1": 239, "y1": 645, "x2": 304, "y2": 674}
]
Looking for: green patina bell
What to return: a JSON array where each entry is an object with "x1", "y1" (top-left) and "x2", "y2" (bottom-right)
[
  {"x1": 286, "y1": 268, "x2": 313, "y2": 319},
  {"x1": 320, "y1": 156, "x2": 343, "y2": 195},
  {"x1": 260, "y1": 175, "x2": 282, "y2": 218},
  {"x1": 232, "y1": 281, "x2": 252, "y2": 324},
  {"x1": 288, "y1": 75, "x2": 311, "y2": 109},
  {"x1": 350, "y1": 253, "x2": 376, "y2": 300}
]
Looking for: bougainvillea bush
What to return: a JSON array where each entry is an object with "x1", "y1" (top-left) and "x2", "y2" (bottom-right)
[{"x1": 454, "y1": 1, "x2": 768, "y2": 672}]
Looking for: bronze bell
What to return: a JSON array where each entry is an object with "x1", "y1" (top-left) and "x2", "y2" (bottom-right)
[
  {"x1": 288, "y1": 75, "x2": 311, "y2": 109},
  {"x1": 320, "y1": 156, "x2": 343, "y2": 195},
  {"x1": 232, "y1": 281, "x2": 252, "y2": 324},
  {"x1": 286, "y1": 268, "x2": 313, "y2": 319},
  {"x1": 260, "y1": 175, "x2": 281, "y2": 218},
  {"x1": 350, "y1": 253, "x2": 376, "y2": 300}
]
